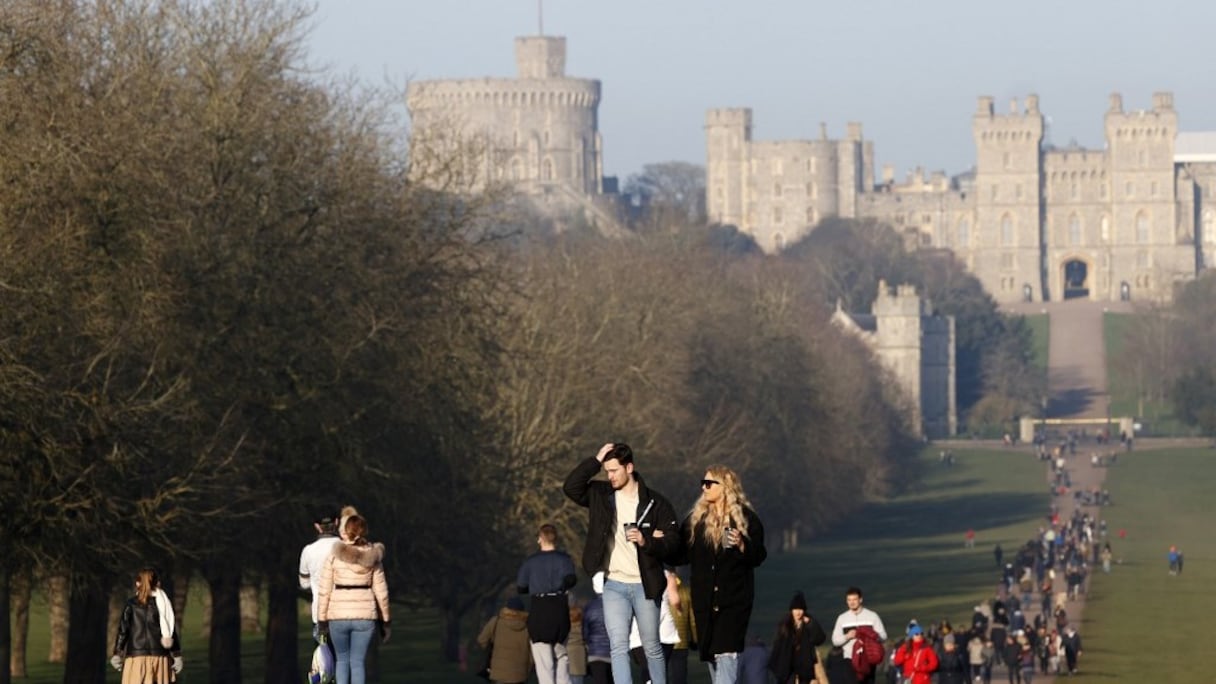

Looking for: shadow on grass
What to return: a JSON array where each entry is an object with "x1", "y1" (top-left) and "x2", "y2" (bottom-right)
[{"x1": 822, "y1": 491, "x2": 1046, "y2": 542}]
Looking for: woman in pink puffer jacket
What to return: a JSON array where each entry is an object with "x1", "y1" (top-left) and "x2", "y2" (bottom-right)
[{"x1": 317, "y1": 515, "x2": 391, "y2": 684}]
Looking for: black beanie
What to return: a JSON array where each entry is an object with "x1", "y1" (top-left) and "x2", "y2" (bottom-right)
[{"x1": 789, "y1": 592, "x2": 808, "y2": 611}]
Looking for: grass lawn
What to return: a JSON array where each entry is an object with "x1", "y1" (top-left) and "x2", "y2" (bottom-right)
[
  {"x1": 1077, "y1": 447, "x2": 1216, "y2": 681},
  {"x1": 1022, "y1": 313, "x2": 1049, "y2": 372},
  {"x1": 1104, "y1": 313, "x2": 1193, "y2": 435},
  {"x1": 15, "y1": 447, "x2": 1053, "y2": 683}
]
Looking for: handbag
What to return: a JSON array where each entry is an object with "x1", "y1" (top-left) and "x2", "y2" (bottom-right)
[{"x1": 476, "y1": 642, "x2": 493, "y2": 680}]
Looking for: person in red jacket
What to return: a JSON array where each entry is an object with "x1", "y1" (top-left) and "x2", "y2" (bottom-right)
[{"x1": 892, "y1": 625, "x2": 938, "y2": 684}]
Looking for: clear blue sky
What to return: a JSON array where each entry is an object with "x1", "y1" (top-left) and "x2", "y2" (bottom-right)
[{"x1": 306, "y1": 0, "x2": 1216, "y2": 182}]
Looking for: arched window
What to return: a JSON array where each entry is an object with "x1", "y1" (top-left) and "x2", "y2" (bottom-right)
[
  {"x1": 773, "y1": 207, "x2": 784, "y2": 224},
  {"x1": 1001, "y1": 214, "x2": 1014, "y2": 246},
  {"x1": 1136, "y1": 212, "x2": 1150, "y2": 243},
  {"x1": 958, "y1": 219, "x2": 970, "y2": 247},
  {"x1": 1068, "y1": 214, "x2": 1082, "y2": 245},
  {"x1": 541, "y1": 158, "x2": 553, "y2": 181}
]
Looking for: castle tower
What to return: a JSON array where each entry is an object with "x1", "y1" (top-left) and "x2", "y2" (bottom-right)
[
  {"x1": 972, "y1": 95, "x2": 1045, "y2": 301},
  {"x1": 515, "y1": 36, "x2": 565, "y2": 79},
  {"x1": 1103, "y1": 91, "x2": 1189, "y2": 300},
  {"x1": 871, "y1": 281, "x2": 956, "y2": 438},
  {"x1": 706, "y1": 108, "x2": 752, "y2": 228},
  {"x1": 406, "y1": 35, "x2": 603, "y2": 198}
]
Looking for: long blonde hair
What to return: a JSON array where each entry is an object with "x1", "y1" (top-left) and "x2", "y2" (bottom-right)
[{"x1": 687, "y1": 465, "x2": 752, "y2": 550}]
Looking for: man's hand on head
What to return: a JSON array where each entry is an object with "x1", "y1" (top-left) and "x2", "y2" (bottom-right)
[{"x1": 596, "y1": 443, "x2": 615, "y2": 463}]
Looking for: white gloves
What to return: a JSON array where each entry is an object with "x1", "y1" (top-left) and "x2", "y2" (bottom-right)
[
  {"x1": 110, "y1": 655, "x2": 124, "y2": 671},
  {"x1": 173, "y1": 656, "x2": 184, "y2": 674}
]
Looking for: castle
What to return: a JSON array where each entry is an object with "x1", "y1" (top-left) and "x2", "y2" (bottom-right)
[
  {"x1": 406, "y1": 36, "x2": 621, "y2": 230},
  {"x1": 831, "y1": 281, "x2": 957, "y2": 438},
  {"x1": 708, "y1": 93, "x2": 1216, "y2": 303}
]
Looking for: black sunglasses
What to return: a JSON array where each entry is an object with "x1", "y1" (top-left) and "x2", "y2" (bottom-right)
[{"x1": 701, "y1": 479, "x2": 720, "y2": 489}]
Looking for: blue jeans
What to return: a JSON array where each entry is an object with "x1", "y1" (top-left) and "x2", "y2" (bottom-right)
[
  {"x1": 330, "y1": 619, "x2": 375, "y2": 684},
  {"x1": 602, "y1": 579, "x2": 665, "y2": 684},
  {"x1": 707, "y1": 652, "x2": 738, "y2": 684}
]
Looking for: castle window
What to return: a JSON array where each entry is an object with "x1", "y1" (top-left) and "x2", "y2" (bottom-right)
[
  {"x1": 1003, "y1": 152, "x2": 1011, "y2": 169},
  {"x1": 1016, "y1": 184, "x2": 1023, "y2": 199},
  {"x1": 922, "y1": 214, "x2": 932, "y2": 225},
  {"x1": 958, "y1": 219, "x2": 971, "y2": 247},
  {"x1": 1071, "y1": 184, "x2": 1079, "y2": 200},
  {"x1": 806, "y1": 207, "x2": 817, "y2": 225},
  {"x1": 1151, "y1": 181, "x2": 1158, "y2": 197},
  {"x1": 1136, "y1": 212, "x2": 1150, "y2": 243},
  {"x1": 1001, "y1": 253, "x2": 1015, "y2": 270},
  {"x1": 544, "y1": 130, "x2": 550, "y2": 146},
  {"x1": 1100, "y1": 183, "x2": 1108, "y2": 199},
  {"x1": 1068, "y1": 214, "x2": 1082, "y2": 245},
  {"x1": 773, "y1": 207, "x2": 784, "y2": 224},
  {"x1": 774, "y1": 183, "x2": 782, "y2": 198},
  {"x1": 1000, "y1": 215, "x2": 1014, "y2": 246},
  {"x1": 542, "y1": 158, "x2": 553, "y2": 181}
]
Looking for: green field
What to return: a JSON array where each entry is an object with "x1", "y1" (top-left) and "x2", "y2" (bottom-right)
[
  {"x1": 15, "y1": 446, "x2": 1212, "y2": 682},
  {"x1": 1023, "y1": 313, "x2": 1050, "y2": 372},
  {"x1": 1078, "y1": 448, "x2": 1216, "y2": 681}
]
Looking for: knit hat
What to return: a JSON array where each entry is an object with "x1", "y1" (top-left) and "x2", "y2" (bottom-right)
[
  {"x1": 506, "y1": 596, "x2": 525, "y2": 611},
  {"x1": 789, "y1": 591, "x2": 808, "y2": 611},
  {"x1": 943, "y1": 633, "x2": 955, "y2": 646},
  {"x1": 908, "y1": 624, "x2": 923, "y2": 637}
]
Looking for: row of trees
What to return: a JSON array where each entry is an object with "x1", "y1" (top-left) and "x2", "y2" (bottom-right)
[{"x1": 0, "y1": 3, "x2": 1042, "y2": 683}]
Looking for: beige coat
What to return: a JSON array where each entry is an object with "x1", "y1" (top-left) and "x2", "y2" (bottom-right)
[{"x1": 317, "y1": 541, "x2": 390, "y2": 622}]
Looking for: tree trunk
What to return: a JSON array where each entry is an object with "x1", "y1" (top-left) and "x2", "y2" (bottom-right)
[
  {"x1": 441, "y1": 603, "x2": 462, "y2": 663},
  {"x1": 172, "y1": 569, "x2": 191, "y2": 633},
  {"x1": 205, "y1": 566, "x2": 243, "y2": 684},
  {"x1": 240, "y1": 580, "x2": 261, "y2": 633},
  {"x1": 262, "y1": 567, "x2": 299, "y2": 684},
  {"x1": 63, "y1": 574, "x2": 111, "y2": 684},
  {"x1": 0, "y1": 564, "x2": 11, "y2": 684},
  {"x1": 106, "y1": 588, "x2": 125, "y2": 655},
  {"x1": 47, "y1": 575, "x2": 69, "y2": 663},
  {"x1": 10, "y1": 573, "x2": 28, "y2": 678}
]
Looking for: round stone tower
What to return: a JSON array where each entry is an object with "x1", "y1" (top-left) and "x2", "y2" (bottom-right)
[{"x1": 406, "y1": 36, "x2": 603, "y2": 195}]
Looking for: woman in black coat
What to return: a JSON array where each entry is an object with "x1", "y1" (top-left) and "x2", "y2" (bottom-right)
[
  {"x1": 769, "y1": 591, "x2": 827, "y2": 683},
  {"x1": 666, "y1": 465, "x2": 767, "y2": 684}
]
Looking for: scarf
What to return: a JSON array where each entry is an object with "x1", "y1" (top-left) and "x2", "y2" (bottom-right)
[{"x1": 153, "y1": 588, "x2": 176, "y2": 649}]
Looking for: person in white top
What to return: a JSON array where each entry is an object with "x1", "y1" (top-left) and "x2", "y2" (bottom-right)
[
  {"x1": 299, "y1": 510, "x2": 343, "y2": 642},
  {"x1": 831, "y1": 586, "x2": 887, "y2": 684}
]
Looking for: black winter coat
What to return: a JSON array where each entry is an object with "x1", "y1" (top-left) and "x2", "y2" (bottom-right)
[
  {"x1": 113, "y1": 598, "x2": 180, "y2": 657},
  {"x1": 935, "y1": 647, "x2": 969, "y2": 684},
  {"x1": 768, "y1": 616, "x2": 825, "y2": 682},
  {"x1": 672, "y1": 506, "x2": 767, "y2": 662},
  {"x1": 562, "y1": 457, "x2": 681, "y2": 600}
]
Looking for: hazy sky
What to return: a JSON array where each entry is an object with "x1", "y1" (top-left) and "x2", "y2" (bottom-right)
[{"x1": 306, "y1": 0, "x2": 1216, "y2": 182}]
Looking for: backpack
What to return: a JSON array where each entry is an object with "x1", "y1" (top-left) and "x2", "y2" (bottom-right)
[{"x1": 851, "y1": 625, "x2": 886, "y2": 680}]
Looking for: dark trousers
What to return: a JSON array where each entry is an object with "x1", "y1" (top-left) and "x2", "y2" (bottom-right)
[
  {"x1": 630, "y1": 644, "x2": 674, "y2": 682},
  {"x1": 668, "y1": 647, "x2": 689, "y2": 684},
  {"x1": 588, "y1": 660, "x2": 613, "y2": 684}
]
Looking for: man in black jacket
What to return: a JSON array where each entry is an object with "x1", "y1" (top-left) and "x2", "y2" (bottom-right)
[{"x1": 564, "y1": 442, "x2": 680, "y2": 684}]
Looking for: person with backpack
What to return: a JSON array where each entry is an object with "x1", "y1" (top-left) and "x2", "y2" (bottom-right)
[
  {"x1": 830, "y1": 587, "x2": 887, "y2": 684},
  {"x1": 891, "y1": 624, "x2": 938, "y2": 684}
]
